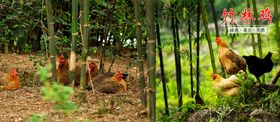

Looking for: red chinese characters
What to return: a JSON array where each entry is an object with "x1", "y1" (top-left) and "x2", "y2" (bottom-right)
[
  {"x1": 222, "y1": 7, "x2": 273, "y2": 25},
  {"x1": 258, "y1": 7, "x2": 273, "y2": 24},
  {"x1": 239, "y1": 8, "x2": 255, "y2": 24},
  {"x1": 222, "y1": 8, "x2": 237, "y2": 24}
]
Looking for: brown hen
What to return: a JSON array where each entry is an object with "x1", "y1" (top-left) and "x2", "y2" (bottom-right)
[
  {"x1": 74, "y1": 57, "x2": 99, "y2": 86},
  {"x1": 92, "y1": 71, "x2": 127, "y2": 94},
  {"x1": 216, "y1": 36, "x2": 247, "y2": 75},
  {"x1": 56, "y1": 54, "x2": 69, "y2": 85},
  {"x1": 0, "y1": 68, "x2": 20, "y2": 91}
]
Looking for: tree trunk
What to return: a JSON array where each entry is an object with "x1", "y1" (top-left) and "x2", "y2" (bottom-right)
[
  {"x1": 252, "y1": 0, "x2": 262, "y2": 58},
  {"x1": 273, "y1": 0, "x2": 280, "y2": 56},
  {"x1": 45, "y1": 0, "x2": 57, "y2": 82},
  {"x1": 155, "y1": 4, "x2": 169, "y2": 116},
  {"x1": 171, "y1": 2, "x2": 182, "y2": 108},
  {"x1": 247, "y1": 0, "x2": 257, "y2": 56},
  {"x1": 201, "y1": 1, "x2": 217, "y2": 73},
  {"x1": 133, "y1": 0, "x2": 147, "y2": 107},
  {"x1": 69, "y1": 0, "x2": 78, "y2": 85},
  {"x1": 145, "y1": 0, "x2": 156, "y2": 121},
  {"x1": 196, "y1": 0, "x2": 201, "y2": 96}
]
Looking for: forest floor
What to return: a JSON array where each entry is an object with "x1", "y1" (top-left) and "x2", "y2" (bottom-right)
[{"x1": 0, "y1": 52, "x2": 148, "y2": 122}]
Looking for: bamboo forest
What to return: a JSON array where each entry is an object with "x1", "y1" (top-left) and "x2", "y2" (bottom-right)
[{"x1": 0, "y1": 0, "x2": 279, "y2": 121}]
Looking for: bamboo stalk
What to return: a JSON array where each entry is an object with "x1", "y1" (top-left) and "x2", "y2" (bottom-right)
[
  {"x1": 252, "y1": 0, "x2": 262, "y2": 58},
  {"x1": 201, "y1": 1, "x2": 217, "y2": 73},
  {"x1": 209, "y1": 0, "x2": 219, "y2": 37},
  {"x1": 45, "y1": 0, "x2": 57, "y2": 82},
  {"x1": 155, "y1": 4, "x2": 169, "y2": 115},
  {"x1": 171, "y1": 2, "x2": 182, "y2": 109},
  {"x1": 69, "y1": 0, "x2": 78, "y2": 85},
  {"x1": 273, "y1": 0, "x2": 280, "y2": 56},
  {"x1": 145, "y1": 0, "x2": 156, "y2": 121},
  {"x1": 196, "y1": 0, "x2": 201, "y2": 96},
  {"x1": 133, "y1": 0, "x2": 147, "y2": 107},
  {"x1": 188, "y1": 4, "x2": 194, "y2": 98},
  {"x1": 247, "y1": 0, "x2": 257, "y2": 56},
  {"x1": 79, "y1": 0, "x2": 89, "y2": 103}
]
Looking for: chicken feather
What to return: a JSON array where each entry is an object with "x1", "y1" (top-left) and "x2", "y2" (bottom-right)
[
  {"x1": 216, "y1": 36, "x2": 247, "y2": 75},
  {"x1": 211, "y1": 72, "x2": 245, "y2": 96}
]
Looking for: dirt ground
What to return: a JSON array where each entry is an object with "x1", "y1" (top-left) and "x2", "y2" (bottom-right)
[{"x1": 0, "y1": 53, "x2": 148, "y2": 122}]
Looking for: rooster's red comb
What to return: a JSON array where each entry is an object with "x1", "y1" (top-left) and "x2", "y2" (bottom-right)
[
  {"x1": 215, "y1": 36, "x2": 221, "y2": 44},
  {"x1": 11, "y1": 68, "x2": 17, "y2": 72},
  {"x1": 10, "y1": 68, "x2": 17, "y2": 75},
  {"x1": 117, "y1": 70, "x2": 121, "y2": 75},
  {"x1": 59, "y1": 54, "x2": 64, "y2": 59},
  {"x1": 211, "y1": 73, "x2": 217, "y2": 80}
]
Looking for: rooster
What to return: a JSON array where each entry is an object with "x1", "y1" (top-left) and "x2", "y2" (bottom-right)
[
  {"x1": 0, "y1": 68, "x2": 20, "y2": 91},
  {"x1": 92, "y1": 71, "x2": 127, "y2": 94},
  {"x1": 216, "y1": 36, "x2": 247, "y2": 75},
  {"x1": 242, "y1": 52, "x2": 273, "y2": 82},
  {"x1": 211, "y1": 70, "x2": 246, "y2": 96},
  {"x1": 56, "y1": 54, "x2": 69, "y2": 85}
]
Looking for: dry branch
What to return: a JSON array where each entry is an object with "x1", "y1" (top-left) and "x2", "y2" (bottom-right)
[{"x1": 271, "y1": 69, "x2": 280, "y2": 84}]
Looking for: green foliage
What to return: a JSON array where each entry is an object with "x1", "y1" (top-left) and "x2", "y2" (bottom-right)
[
  {"x1": 23, "y1": 44, "x2": 32, "y2": 54},
  {"x1": 261, "y1": 91, "x2": 280, "y2": 114},
  {"x1": 36, "y1": 65, "x2": 52, "y2": 83},
  {"x1": 36, "y1": 65, "x2": 77, "y2": 114},
  {"x1": 28, "y1": 114, "x2": 46, "y2": 122},
  {"x1": 41, "y1": 82, "x2": 77, "y2": 114},
  {"x1": 268, "y1": 21, "x2": 280, "y2": 43},
  {"x1": 40, "y1": 33, "x2": 49, "y2": 53},
  {"x1": 56, "y1": 30, "x2": 71, "y2": 52},
  {"x1": 41, "y1": 82, "x2": 73, "y2": 103},
  {"x1": 156, "y1": 29, "x2": 279, "y2": 120},
  {"x1": 0, "y1": 0, "x2": 42, "y2": 52},
  {"x1": 214, "y1": 76, "x2": 280, "y2": 120},
  {"x1": 158, "y1": 100, "x2": 205, "y2": 121}
]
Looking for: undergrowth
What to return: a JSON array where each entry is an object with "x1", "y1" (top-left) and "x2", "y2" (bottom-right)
[
  {"x1": 28, "y1": 64, "x2": 78, "y2": 121},
  {"x1": 214, "y1": 75, "x2": 280, "y2": 121},
  {"x1": 159, "y1": 74, "x2": 280, "y2": 121}
]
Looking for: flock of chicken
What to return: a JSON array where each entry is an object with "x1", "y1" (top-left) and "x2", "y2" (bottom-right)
[
  {"x1": 56, "y1": 55, "x2": 127, "y2": 94},
  {"x1": 0, "y1": 36, "x2": 275, "y2": 97},
  {"x1": 212, "y1": 36, "x2": 274, "y2": 96},
  {"x1": 0, "y1": 54, "x2": 127, "y2": 94}
]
